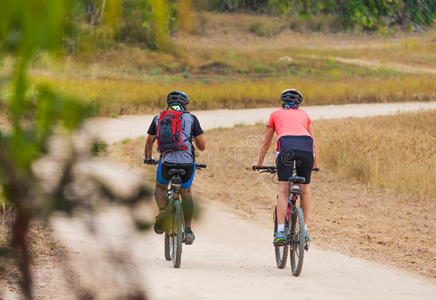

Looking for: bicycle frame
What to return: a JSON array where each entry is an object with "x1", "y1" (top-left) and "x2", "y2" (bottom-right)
[
  {"x1": 285, "y1": 161, "x2": 303, "y2": 243},
  {"x1": 166, "y1": 176, "x2": 186, "y2": 234},
  {"x1": 254, "y1": 162, "x2": 318, "y2": 276},
  {"x1": 145, "y1": 159, "x2": 207, "y2": 268}
]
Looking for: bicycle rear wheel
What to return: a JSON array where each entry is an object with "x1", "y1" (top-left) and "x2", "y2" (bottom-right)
[
  {"x1": 170, "y1": 201, "x2": 183, "y2": 268},
  {"x1": 289, "y1": 206, "x2": 305, "y2": 276},
  {"x1": 273, "y1": 206, "x2": 288, "y2": 269}
]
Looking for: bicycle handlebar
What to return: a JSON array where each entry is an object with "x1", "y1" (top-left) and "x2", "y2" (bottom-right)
[
  {"x1": 253, "y1": 165, "x2": 320, "y2": 173},
  {"x1": 252, "y1": 166, "x2": 277, "y2": 173},
  {"x1": 144, "y1": 159, "x2": 207, "y2": 169},
  {"x1": 143, "y1": 158, "x2": 160, "y2": 165}
]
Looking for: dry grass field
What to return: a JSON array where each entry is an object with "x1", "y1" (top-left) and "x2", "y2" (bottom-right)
[
  {"x1": 30, "y1": 73, "x2": 435, "y2": 116},
  {"x1": 317, "y1": 110, "x2": 436, "y2": 202},
  {"x1": 109, "y1": 111, "x2": 436, "y2": 280}
]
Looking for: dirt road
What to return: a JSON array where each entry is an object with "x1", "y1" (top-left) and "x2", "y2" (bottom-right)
[
  {"x1": 332, "y1": 57, "x2": 436, "y2": 74},
  {"x1": 4, "y1": 102, "x2": 436, "y2": 299},
  {"x1": 85, "y1": 102, "x2": 436, "y2": 144},
  {"x1": 48, "y1": 199, "x2": 436, "y2": 300}
]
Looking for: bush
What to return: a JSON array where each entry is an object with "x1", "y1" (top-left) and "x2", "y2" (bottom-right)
[{"x1": 248, "y1": 20, "x2": 286, "y2": 37}]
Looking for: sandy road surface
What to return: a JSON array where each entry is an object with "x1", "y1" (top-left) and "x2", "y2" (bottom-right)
[
  {"x1": 47, "y1": 200, "x2": 436, "y2": 300},
  {"x1": 85, "y1": 102, "x2": 436, "y2": 144},
  {"x1": 4, "y1": 102, "x2": 436, "y2": 299}
]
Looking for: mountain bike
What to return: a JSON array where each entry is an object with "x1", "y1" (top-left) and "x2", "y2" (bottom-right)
[
  {"x1": 148, "y1": 159, "x2": 207, "y2": 268},
  {"x1": 254, "y1": 162, "x2": 319, "y2": 276}
]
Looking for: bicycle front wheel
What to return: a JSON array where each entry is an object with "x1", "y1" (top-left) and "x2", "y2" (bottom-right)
[
  {"x1": 164, "y1": 232, "x2": 171, "y2": 261},
  {"x1": 170, "y1": 201, "x2": 183, "y2": 268},
  {"x1": 273, "y1": 206, "x2": 288, "y2": 269},
  {"x1": 289, "y1": 207, "x2": 305, "y2": 276}
]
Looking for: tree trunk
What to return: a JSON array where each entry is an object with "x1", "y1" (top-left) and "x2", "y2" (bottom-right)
[
  {"x1": 12, "y1": 210, "x2": 32, "y2": 299},
  {"x1": 86, "y1": 1, "x2": 97, "y2": 25}
]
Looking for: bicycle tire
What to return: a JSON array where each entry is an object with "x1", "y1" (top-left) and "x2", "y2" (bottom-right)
[
  {"x1": 164, "y1": 232, "x2": 171, "y2": 261},
  {"x1": 273, "y1": 206, "x2": 288, "y2": 269},
  {"x1": 290, "y1": 206, "x2": 305, "y2": 276},
  {"x1": 171, "y1": 201, "x2": 183, "y2": 268}
]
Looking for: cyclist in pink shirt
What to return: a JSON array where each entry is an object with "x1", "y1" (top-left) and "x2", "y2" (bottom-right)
[{"x1": 255, "y1": 89, "x2": 318, "y2": 246}]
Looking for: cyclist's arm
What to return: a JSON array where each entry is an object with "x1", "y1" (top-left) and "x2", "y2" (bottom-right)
[
  {"x1": 144, "y1": 134, "x2": 155, "y2": 160},
  {"x1": 191, "y1": 115, "x2": 205, "y2": 151},
  {"x1": 194, "y1": 134, "x2": 206, "y2": 151},
  {"x1": 307, "y1": 124, "x2": 318, "y2": 169},
  {"x1": 256, "y1": 126, "x2": 274, "y2": 167}
]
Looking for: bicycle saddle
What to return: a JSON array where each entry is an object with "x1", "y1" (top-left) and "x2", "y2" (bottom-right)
[
  {"x1": 288, "y1": 176, "x2": 306, "y2": 184},
  {"x1": 168, "y1": 169, "x2": 186, "y2": 177}
]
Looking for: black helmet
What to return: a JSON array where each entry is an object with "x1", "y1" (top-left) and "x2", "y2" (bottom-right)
[
  {"x1": 167, "y1": 91, "x2": 189, "y2": 106},
  {"x1": 280, "y1": 89, "x2": 303, "y2": 104}
]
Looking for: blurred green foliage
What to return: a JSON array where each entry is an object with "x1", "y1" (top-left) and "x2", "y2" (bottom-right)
[
  {"x1": 199, "y1": 0, "x2": 436, "y2": 30},
  {"x1": 69, "y1": 0, "x2": 177, "y2": 50},
  {"x1": 0, "y1": 0, "x2": 93, "y2": 174},
  {"x1": 40, "y1": 0, "x2": 436, "y2": 54},
  {"x1": 0, "y1": 1, "x2": 111, "y2": 298}
]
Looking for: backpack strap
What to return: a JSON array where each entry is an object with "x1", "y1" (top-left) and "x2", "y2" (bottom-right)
[{"x1": 152, "y1": 113, "x2": 160, "y2": 142}]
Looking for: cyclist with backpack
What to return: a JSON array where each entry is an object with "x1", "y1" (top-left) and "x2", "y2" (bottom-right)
[
  {"x1": 254, "y1": 89, "x2": 318, "y2": 246},
  {"x1": 144, "y1": 91, "x2": 206, "y2": 245}
]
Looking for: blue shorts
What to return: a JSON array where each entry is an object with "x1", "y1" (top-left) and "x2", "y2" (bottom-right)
[{"x1": 156, "y1": 162, "x2": 196, "y2": 189}]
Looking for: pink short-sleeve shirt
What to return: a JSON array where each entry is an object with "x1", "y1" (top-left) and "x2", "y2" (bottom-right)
[{"x1": 267, "y1": 108, "x2": 312, "y2": 138}]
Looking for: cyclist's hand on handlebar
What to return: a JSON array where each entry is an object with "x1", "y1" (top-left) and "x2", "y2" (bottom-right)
[
  {"x1": 144, "y1": 157, "x2": 159, "y2": 165},
  {"x1": 252, "y1": 164, "x2": 262, "y2": 171}
]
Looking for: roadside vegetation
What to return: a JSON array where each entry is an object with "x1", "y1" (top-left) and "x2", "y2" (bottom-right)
[
  {"x1": 23, "y1": 15, "x2": 436, "y2": 116},
  {"x1": 1, "y1": 3, "x2": 435, "y2": 117},
  {"x1": 30, "y1": 72, "x2": 435, "y2": 115},
  {"x1": 317, "y1": 110, "x2": 436, "y2": 202}
]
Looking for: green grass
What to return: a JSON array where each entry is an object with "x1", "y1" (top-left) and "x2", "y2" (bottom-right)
[{"x1": 91, "y1": 141, "x2": 108, "y2": 156}]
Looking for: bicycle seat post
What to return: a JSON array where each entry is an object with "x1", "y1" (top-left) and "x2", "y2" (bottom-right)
[{"x1": 171, "y1": 176, "x2": 182, "y2": 196}]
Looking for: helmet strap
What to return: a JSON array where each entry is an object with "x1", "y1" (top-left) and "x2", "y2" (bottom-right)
[
  {"x1": 168, "y1": 103, "x2": 186, "y2": 111},
  {"x1": 282, "y1": 101, "x2": 298, "y2": 110}
]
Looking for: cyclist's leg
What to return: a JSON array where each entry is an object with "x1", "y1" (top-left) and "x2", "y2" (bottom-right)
[
  {"x1": 277, "y1": 181, "x2": 290, "y2": 224},
  {"x1": 180, "y1": 164, "x2": 196, "y2": 227},
  {"x1": 301, "y1": 184, "x2": 311, "y2": 225},
  {"x1": 155, "y1": 163, "x2": 170, "y2": 209},
  {"x1": 301, "y1": 183, "x2": 311, "y2": 243},
  {"x1": 154, "y1": 163, "x2": 170, "y2": 234},
  {"x1": 180, "y1": 164, "x2": 196, "y2": 244},
  {"x1": 295, "y1": 151, "x2": 313, "y2": 237},
  {"x1": 276, "y1": 151, "x2": 293, "y2": 225},
  {"x1": 180, "y1": 188, "x2": 193, "y2": 227}
]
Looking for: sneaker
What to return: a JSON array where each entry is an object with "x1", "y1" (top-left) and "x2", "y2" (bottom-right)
[
  {"x1": 153, "y1": 210, "x2": 167, "y2": 234},
  {"x1": 305, "y1": 230, "x2": 310, "y2": 250},
  {"x1": 184, "y1": 228, "x2": 195, "y2": 245},
  {"x1": 273, "y1": 231, "x2": 286, "y2": 246}
]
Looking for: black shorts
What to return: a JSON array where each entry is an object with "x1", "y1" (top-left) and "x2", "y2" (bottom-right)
[
  {"x1": 159, "y1": 162, "x2": 195, "y2": 187},
  {"x1": 276, "y1": 150, "x2": 314, "y2": 183}
]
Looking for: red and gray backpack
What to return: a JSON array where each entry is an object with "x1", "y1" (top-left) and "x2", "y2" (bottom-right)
[{"x1": 156, "y1": 110, "x2": 189, "y2": 152}]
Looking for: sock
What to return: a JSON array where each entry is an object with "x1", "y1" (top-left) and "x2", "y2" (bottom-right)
[
  {"x1": 277, "y1": 224, "x2": 285, "y2": 232},
  {"x1": 304, "y1": 224, "x2": 307, "y2": 231},
  {"x1": 185, "y1": 226, "x2": 192, "y2": 233}
]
